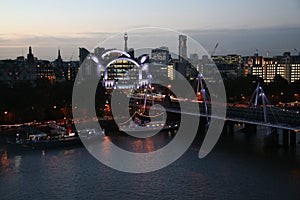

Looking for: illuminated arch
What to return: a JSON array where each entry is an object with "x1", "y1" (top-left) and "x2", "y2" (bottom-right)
[{"x1": 95, "y1": 49, "x2": 150, "y2": 89}]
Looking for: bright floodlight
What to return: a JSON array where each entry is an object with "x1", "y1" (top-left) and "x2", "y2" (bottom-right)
[
  {"x1": 101, "y1": 49, "x2": 131, "y2": 59},
  {"x1": 91, "y1": 55, "x2": 99, "y2": 63},
  {"x1": 139, "y1": 55, "x2": 148, "y2": 64}
]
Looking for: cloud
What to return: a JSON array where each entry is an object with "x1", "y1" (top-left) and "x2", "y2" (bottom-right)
[
  {"x1": 0, "y1": 32, "x2": 114, "y2": 60},
  {"x1": 1, "y1": 26, "x2": 299, "y2": 60},
  {"x1": 183, "y1": 26, "x2": 300, "y2": 56}
]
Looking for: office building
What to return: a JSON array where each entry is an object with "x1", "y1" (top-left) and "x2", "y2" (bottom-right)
[
  {"x1": 178, "y1": 35, "x2": 187, "y2": 63},
  {"x1": 151, "y1": 47, "x2": 169, "y2": 65},
  {"x1": 246, "y1": 52, "x2": 300, "y2": 83}
]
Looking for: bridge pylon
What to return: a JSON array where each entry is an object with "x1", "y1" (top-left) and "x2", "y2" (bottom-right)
[
  {"x1": 250, "y1": 83, "x2": 268, "y2": 130},
  {"x1": 250, "y1": 83, "x2": 279, "y2": 146},
  {"x1": 197, "y1": 73, "x2": 210, "y2": 125}
]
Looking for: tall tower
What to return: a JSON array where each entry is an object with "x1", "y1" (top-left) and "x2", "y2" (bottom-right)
[
  {"x1": 27, "y1": 46, "x2": 35, "y2": 63},
  {"x1": 179, "y1": 35, "x2": 187, "y2": 63},
  {"x1": 124, "y1": 32, "x2": 128, "y2": 52},
  {"x1": 56, "y1": 49, "x2": 63, "y2": 67},
  {"x1": 57, "y1": 49, "x2": 62, "y2": 60}
]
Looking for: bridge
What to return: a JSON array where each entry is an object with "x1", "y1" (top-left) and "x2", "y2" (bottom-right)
[
  {"x1": 89, "y1": 49, "x2": 300, "y2": 147},
  {"x1": 128, "y1": 96, "x2": 300, "y2": 147},
  {"x1": 127, "y1": 80, "x2": 300, "y2": 148},
  {"x1": 130, "y1": 96, "x2": 300, "y2": 130},
  {"x1": 154, "y1": 101, "x2": 300, "y2": 131},
  {"x1": 128, "y1": 76, "x2": 300, "y2": 130}
]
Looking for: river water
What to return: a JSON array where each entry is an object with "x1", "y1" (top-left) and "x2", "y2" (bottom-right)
[{"x1": 1, "y1": 127, "x2": 300, "y2": 200}]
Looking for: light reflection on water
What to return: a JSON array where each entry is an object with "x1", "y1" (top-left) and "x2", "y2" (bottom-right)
[
  {"x1": 1, "y1": 128, "x2": 300, "y2": 199},
  {"x1": 1, "y1": 151, "x2": 9, "y2": 173}
]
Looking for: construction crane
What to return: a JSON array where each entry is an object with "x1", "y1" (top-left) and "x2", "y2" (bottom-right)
[{"x1": 211, "y1": 43, "x2": 219, "y2": 57}]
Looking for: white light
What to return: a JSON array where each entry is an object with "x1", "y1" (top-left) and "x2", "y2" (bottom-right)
[
  {"x1": 101, "y1": 49, "x2": 131, "y2": 58},
  {"x1": 91, "y1": 55, "x2": 99, "y2": 63},
  {"x1": 69, "y1": 133, "x2": 75, "y2": 137},
  {"x1": 140, "y1": 55, "x2": 148, "y2": 64},
  {"x1": 142, "y1": 64, "x2": 149, "y2": 71}
]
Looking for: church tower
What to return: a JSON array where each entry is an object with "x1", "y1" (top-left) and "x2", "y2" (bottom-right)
[
  {"x1": 56, "y1": 48, "x2": 63, "y2": 68},
  {"x1": 27, "y1": 46, "x2": 35, "y2": 63}
]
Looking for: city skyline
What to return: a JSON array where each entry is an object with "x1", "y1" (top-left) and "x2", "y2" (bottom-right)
[
  {"x1": 1, "y1": 27, "x2": 300, "y2": 62},
  {"x1": 2, "y1": 1, "x2": 300, "y2": 199},
  {"x1": 1, "y1": 0, "x2": 300, "y2": 60}
]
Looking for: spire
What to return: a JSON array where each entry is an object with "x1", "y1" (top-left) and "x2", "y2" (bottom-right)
[
  {"x1": 56, "y1": 48, "x2": 63, "y2": 67},
  {"x1": 27, "y1": 46, "x2": 35, "y2": 63},
  {"x1": 58, "y1": 49, "x2": 62, "y2": 60}
]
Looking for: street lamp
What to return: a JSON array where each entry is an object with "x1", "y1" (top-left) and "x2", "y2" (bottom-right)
[{"x1": 4, "y1": 111, "x2": 8, "y2": 124}]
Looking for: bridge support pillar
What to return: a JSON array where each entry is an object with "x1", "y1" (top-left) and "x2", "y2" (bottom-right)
[
  {"x1": 282, "y1": 129, "x2": 289, "y2": 148},
  {"x1": 290, "y1": 130, "x2": 297, "y2": 148},
  {"x1": 243, "y1": 123, "x2": 257, "y2": 134},
  {"x1": 222, "y1": 122, "x2": 235, "y2": 136},
  {"x1": 264, "y1": 131, "x2": 279, "y2": 148},
  {"x1": 228, "y1": 122, "x2": 235, "y2": 135},
  {"x1": 272, "y1": 127, "x2": 278, "y2": 135},
  {"x1": 221, "y1": 122, "x2": 228, "y2": 136}
]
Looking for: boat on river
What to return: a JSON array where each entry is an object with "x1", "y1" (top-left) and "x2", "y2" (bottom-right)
[
  {"x1": 7, "y1": 125, "x2": 104, "y2": 151},
  {"x1": 119, "y1": 114, "x2": 179, "y2": 134},
  {"x1": 13, "y1": 136, "x2": 82, "y2": 150}
]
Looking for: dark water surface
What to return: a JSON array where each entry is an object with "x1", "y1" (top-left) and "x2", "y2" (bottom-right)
[{"x1": 1, "y1": 128, "x2": 300, "y2": 200}]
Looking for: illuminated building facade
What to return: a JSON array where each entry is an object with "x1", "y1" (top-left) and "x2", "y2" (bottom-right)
[
  {"x1": 36, "y1": 60, "x2": 56, "y2": 84},
  {"x1": 167, "y1": 64, "x2": 175, "y2": 80},
  {"x1": 246, "y1": 52, "x2": 300, "y2": 83},
  {"x1": 104, "y1": 58, "x2": 140, "y2": 89},
  {"x1": 212, "y1": 54, "x2": 242, "y2": 78},
  {"x1": 65, "y1": 61, "x2": 79, "y2": 81}
]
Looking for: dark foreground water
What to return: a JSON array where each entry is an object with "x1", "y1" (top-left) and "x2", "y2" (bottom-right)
[{"x1": 1, "y1": 128, "x2": 300, "y2": 200}]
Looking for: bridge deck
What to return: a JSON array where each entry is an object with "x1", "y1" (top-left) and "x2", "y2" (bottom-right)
[{"x1": 129, "y1": 96, "x2": 300, "y2": 131}]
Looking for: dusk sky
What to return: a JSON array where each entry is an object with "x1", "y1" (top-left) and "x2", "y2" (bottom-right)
[{"x1": 1, "y1": 0, "x2": 300, "y2": 60}]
